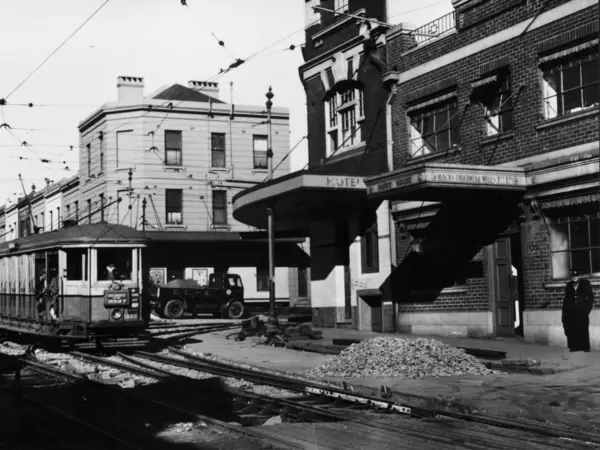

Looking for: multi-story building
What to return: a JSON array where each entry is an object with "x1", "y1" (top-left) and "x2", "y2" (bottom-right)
[
  {"x1": 234, "y1": 0, "x2": 394, "y2": 329},
  {"x1": 0, "y1": 77, "x2": 310, "y2": 307},
  {"x1": 366, "y1": 0, "x2": 599, "y2": 346}
]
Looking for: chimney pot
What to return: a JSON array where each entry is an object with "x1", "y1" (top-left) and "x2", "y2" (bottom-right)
[
  {"x1": 188, "y1": 80, "x2": 220, "y2": 100},
  {"x1": 117, "y1": 76, "x2": 145, "y2": 104}
]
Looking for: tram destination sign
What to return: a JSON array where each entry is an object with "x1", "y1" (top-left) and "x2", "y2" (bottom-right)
[{"x1": 104, "y1": 290, "x2": 131, "y2": 307}]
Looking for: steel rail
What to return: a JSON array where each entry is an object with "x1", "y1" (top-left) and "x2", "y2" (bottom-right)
[
  {"x1": 31, "y1": 352, "x2": 302, "y2": 449},
  {"x1": 166, "y1": 348, "x2": 600, "y2": 446},
  {"x1": 149, "y1": 321, "x2": 242, "y2": 329},
  {"x1": 5, "y1": 357, "x2": 142, "y2": 450},
  {"x1": 118, "y1": 351, "x2": 353, "y2": 423},
  {"x1": 164, "y1": 348, "x2": 429, "y2": 416},
  {"x1": 149, "y1": 324, "x2": 239, "y2": 338}
]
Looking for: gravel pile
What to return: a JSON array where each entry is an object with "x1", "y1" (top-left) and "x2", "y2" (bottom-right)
[
  {"x1": 0, "y1": 341, "x2": 26, "y2": 355},
  {"x1": 308, "y1": 337, "x2": 502, "y2": 379}
]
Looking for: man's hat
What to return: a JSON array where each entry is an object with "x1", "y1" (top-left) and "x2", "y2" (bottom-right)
[{"x1": 571, "y1": 269, "x2": 582, "y2": 276}]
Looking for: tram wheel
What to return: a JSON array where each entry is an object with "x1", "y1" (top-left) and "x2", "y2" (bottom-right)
[{"x1": 164, "y1": 300, "x2": 185, "y2": 319}]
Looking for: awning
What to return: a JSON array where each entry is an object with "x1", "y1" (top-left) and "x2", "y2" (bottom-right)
[
  {"x1": 366, "y1": 162, "x2": 527, "y2": 202},
  {"x1": 232, "y1": 170, "x2": 378, "y2": 234}
]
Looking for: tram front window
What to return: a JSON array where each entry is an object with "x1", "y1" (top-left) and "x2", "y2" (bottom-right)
[
  {"x1": 65, "y1": 249, "x2": 87, "y2": 281},
  {"x1": 97, "y1": 248, "x2": 132, "y2": 281}
]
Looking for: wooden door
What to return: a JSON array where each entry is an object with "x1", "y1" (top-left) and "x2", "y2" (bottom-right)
[{"x1": 493, "y1": 237, "x2": 515, "y2": 337}]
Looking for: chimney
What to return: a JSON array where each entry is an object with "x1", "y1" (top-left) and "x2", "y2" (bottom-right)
[
  {"x1": 117, "y1": 76, "x2": 145, "y2": 104},
  {"x1": 188, "y1": 80, "x2": 220, "y2": 100}
]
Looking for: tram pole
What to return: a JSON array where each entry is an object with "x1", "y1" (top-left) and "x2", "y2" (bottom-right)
[
  {"x1": 141, "y1": 197, "x2": 147, "y2": 231},
  {"x1": 128, "y1": 169, "x2": 133, "y2": 228},
  {"x1": 265, "y1": 86, "x2": 278, "y2": 327}
]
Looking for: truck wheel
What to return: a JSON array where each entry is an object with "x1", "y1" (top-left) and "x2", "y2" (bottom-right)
[
  {"x1": 227, "y1": 301, "x2": 245, "y2": 320},
  {"x1": 164, "y1": 300, "x2": 185, "y2": 319}
]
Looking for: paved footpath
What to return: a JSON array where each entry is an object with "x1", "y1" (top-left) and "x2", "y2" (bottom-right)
[{"x1": 186, "y1": 327, "x2": 600, "y2": 436}]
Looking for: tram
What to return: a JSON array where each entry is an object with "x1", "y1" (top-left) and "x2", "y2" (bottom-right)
[{"x1": 0, "y1": 223, "x2": 151, "y2": 349}]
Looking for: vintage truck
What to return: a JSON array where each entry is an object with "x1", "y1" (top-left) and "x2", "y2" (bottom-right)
[{"x1": 151, "y1": 273, "x2": 245, "y2": 319}]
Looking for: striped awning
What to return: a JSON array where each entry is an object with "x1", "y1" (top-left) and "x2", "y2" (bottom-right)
[
  {"x1": 541, "y1": 193, "x2": 600, "y2": 209},
  {"x1": 539, "y1": 39, "x2": 599, "y2": 64},
  {"x1": 406, "y1": 92, "x2": 457, "y2": 113}
]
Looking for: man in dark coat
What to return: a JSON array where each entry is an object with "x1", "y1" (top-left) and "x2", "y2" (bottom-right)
[{"x1": 562, "y1": 269, "x2": 595, "y2": 352}]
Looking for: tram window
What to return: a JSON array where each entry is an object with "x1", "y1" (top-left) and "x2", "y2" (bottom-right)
[
  {"x1": 65, "y1": 249, "x2": 87, "y2": 281},
  {"x1": 97, "y1": 248, "x2": 132, "y2": 281}
]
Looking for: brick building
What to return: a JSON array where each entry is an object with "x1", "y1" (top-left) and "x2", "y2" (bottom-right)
[
  {"x1": 366, "y1": 0, "x2": 599, "y2": 346},
  {"x1": 234, "y1": 0, "x2": 396, "y2": 330}
]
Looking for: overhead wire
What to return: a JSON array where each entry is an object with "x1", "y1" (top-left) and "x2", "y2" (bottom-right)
[{"x1": 2, "y1": 0, "x2": 112, "y2": 101}]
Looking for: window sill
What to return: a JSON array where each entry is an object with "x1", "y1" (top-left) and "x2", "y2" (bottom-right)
[
  {"x1": 361, "y1": 269, "x2": 380, "y2": 275},
  {"x1": 480, "y1": 131, "x2": 515, "y2": 146},
  {"x1": 544, "y1": 278, "x2": 600, "y2": 289},
  {"x1": 251, "y1": 168, "x2": 268, "y2": 174},
  {"x1": 165, "y1": 224, "x2": 187, "y2": 230},
  {"x1": 211, "y1": 224, "x2": 231, "y2": 231},
  {"x1": 405, "y1": 146, "x2": 461, "y2": 166},
  {"x1": 209, "y1": 167, "x2": 228, "y2": 172},
  {"x1": 164, "y1": 165, "x2": 186, "y2": 172},
  {"x1": 409, "y1": 285, "x2": 469, "y2": 296},
  {"x1": 536, "y1": 107, "x2": 599, "y2": 131}
]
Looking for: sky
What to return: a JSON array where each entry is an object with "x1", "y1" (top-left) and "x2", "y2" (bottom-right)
[{"x1": 0, "y1": 0, "x2": 453, "y2": 206}]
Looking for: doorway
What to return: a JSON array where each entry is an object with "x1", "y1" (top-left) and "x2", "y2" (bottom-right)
[{"x1": 492, "y1": 233, "x2": 524, "y2": 337}]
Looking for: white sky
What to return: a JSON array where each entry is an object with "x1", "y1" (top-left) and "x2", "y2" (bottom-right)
[{"x1": 0, "y1": 0, "x2": 453, "y2": 205}]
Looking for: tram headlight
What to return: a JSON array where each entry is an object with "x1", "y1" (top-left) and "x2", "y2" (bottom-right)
[{"x1": 111, "y1": 309, "x2": 124, "y2": 320}]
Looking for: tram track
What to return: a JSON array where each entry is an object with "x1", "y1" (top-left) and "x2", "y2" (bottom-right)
[{"x1": 145, "y1": 347, "x2": 599, "y2": 449}]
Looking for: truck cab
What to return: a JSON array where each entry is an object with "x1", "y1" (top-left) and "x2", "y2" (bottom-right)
[{"x1": 153, "y1": 273, "x2": 245, "y2": 320}]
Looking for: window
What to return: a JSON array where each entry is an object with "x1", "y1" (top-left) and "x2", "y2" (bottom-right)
[
  {"x1": 99, "y1": 194, "x2": 105, "y2": 222},
  {"x1": 74, "y1": 201, "x2": 79, "y2": 222},
  {"x1": 87, "y1": 199, "x2": 92, "y2": 224},
  {"x1": 99, "y1": 134, "x2": 105, "y2": 173},
  {"x1": 165, "y1": 189, "x2": 183, "y2": 225},
  {"x1": 253, "y1": 135, "x2": 268, "y2": 170},
  {"x1": 409, "y1": 101, "x2": 460, "y2": 157},
  {"x1": 64, "y1": 206, "x2": 69, "y2": 223},
  {"x1": 475, "y1": 74, "x2": 514, "y2": 135},
  {"x1": 257, "y1": 267, "x2": 269, "y2": 292},
  {"x1": 86, "y1": 143, "x2": 91, "y2": 176},
  {"x1": 49, "y1": 210, "x2": 53, "y2": 231},
  {"x1": 325, "y1": 88, "x2": 365, "y2": 156},
  {"x1": 65, "y1": 248, "x2": 87, "y2": 281},
  {"x1": 56, "y1": 207, "x2": 60, "y2": 229},
  {"x1": 361, "y1": 220, "x2": 379, "y2": 273},
  {"x1": 542, "y1": 51, "x2": 598, "y2": 119},
  {"x1": 212, "y1": 190, "x2": 227, "y2": 225},
  {"x1": 40, "y1": 212, "x2": 44, "y2": 231},
  {"x1": 298, "y1": 267, "x2": 308, "y2": 298},
  {"x1": 211, "y1": 133, "x2": 226, "y2": 168},
  {"x1": 550, "y1": 211, "x2": 600, "y2": 279},
  {"x1": 164, "y1": 130, "x2": 182, "y2": 166},
  {"x1": 334, "y1": 0, "x2": 349, "y2": 12},
  {"x1": 97, "y1": 248, "x2": 132, "y2": 281}
]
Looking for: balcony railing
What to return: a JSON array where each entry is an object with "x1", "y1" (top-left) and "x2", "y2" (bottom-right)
[{"x1": 409, "y1": 11, "x2": 456, "y2": 48}]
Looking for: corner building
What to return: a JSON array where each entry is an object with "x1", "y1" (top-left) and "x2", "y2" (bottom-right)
[
  {"x1": 366, "y1": 0, "x2": 599, "y2": 346},
  {"x1": 234, "y1": 0, "x2": 398, "y2": 331}
]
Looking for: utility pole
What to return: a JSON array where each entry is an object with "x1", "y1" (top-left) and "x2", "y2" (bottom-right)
[
  {"x1": 265, "y1": 86, "x2": 278, "y2": 327},
  {"x1": 141, "y1": 197, "x2": 147, "y2": 231},
  {"x1": 128, "y1": 169, "x2": 133, "y2": 228}
]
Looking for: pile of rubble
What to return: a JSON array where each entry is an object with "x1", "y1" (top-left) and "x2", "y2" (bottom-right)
[
  {"x1": 309, "y1": 337, "x2": 502, "y2": 379},
  {"x1": 230, "y1": 316, "x2": 322, "y2": 346}
]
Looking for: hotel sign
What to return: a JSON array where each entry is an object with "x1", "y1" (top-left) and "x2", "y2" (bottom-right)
[
  {"x1": 429, "y1": 172, "x2": 522, "y2": 186},
  {"x1": 366, "y1": 165, "x2": 527, "y2": 197},
  {"x1": 324, "y1": 176, "x2": 365, "y2": 189}
]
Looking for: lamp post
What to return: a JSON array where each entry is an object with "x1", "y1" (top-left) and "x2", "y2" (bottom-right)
[{"x1": 265, "y1": 86, "x2": 278, "y2": 326}]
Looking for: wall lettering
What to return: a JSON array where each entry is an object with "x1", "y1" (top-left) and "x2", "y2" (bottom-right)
[
  {"x1": 528, "y1": 243, "x2": 540, "y2": 252},
  {"x1": 430, "y1": 172, "x2": 521, "y2": 186},
  {"x1": 325, "y1": 176, "x2": 363, "y2": 188}
]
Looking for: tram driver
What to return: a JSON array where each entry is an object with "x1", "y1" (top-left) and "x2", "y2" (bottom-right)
[
  {"x1": 47, "y1": 268, "x2": 60, "y2": 321},
  {"x1": 36, "y1": 270, "x2": 47, "y2": 319}
]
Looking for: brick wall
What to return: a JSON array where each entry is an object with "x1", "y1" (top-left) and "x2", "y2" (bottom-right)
[
  {"x1": 385, "y1": 1, "x2": 599, "y2": 315},
  {"x1": 388, "y1": 5, "x2": 598, "y2": 170},
  {"x1": 522, "y1": 213, "x2": 600, "y2": 311}
]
